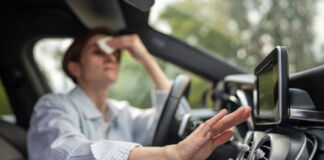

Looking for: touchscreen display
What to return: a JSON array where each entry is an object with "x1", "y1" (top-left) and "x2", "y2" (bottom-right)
[
  {"x1": 254, "y1": 46, "x2": 288, "y2": 125},
  {"x1": 256, "y1": 62, "x2": 279, "y2": 122}
]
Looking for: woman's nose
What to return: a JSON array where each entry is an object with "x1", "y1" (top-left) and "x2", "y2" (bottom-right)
[{"x1": 104, "y1": 53, "x2": 117, "y2": 62}]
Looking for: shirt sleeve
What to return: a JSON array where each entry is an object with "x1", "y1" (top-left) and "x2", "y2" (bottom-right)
[
  {"x1": 130, "y1": 89, "x2": 191, "y2": 145},
  {"x1": 27, "y1": 95, "x2": 140, "y2": 160}
]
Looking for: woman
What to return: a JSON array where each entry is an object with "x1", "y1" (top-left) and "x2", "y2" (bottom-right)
[{"x1": 27, "y1": 28, "x2": 251, "y2": 160}]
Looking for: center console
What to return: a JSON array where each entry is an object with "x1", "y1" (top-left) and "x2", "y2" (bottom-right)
[{"x1": 233, "y1": 46, "x2": 324, "y2": 160}]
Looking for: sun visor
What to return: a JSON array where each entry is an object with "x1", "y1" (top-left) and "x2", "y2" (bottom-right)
[{"x1": 65, "y1": 0, "x2": 126, "y2": 32}]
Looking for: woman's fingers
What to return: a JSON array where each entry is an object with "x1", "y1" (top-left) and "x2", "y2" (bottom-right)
[
  {"x1": 197, "y1": 109, "x2": 227, "y2": 136},
  {"x1": 107, "y1": 34, "x2": 147, "y2": 53},
  {"x1": 107, "y1": 35, "x2": 137, "y2": 50},
  {"x1": 211, "y1": 129, "x2": 234, "y2": 148},
  {"x1": 192, "y1": 107, "x2": 250, "y2": 139},
  {"x1": 211, "y1": 107, "x2": 251, "y2": 136},
  {"x1": 178, "y1": 107, "x2": 250, "y2": 160},
  {"x1": 185, "y1": 109, "x2": 230, "y2": 148},
  {"x1": 180, "y1": 110, "x2": 228, "y2": 155},
  {"x1": 190, "y1": 129, "x2": 235, "y2": 160}
]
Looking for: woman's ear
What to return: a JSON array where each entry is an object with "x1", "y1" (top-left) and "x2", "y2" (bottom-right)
[{"x1": 67, "y1": 61, "x2": 81, "y2": 78}]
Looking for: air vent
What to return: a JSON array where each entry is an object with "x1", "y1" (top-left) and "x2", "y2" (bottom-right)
[
  {"x1": 253, "y1": 139, "x2": 271, "y2": 160},
  {"x1": 242, "y1": 135, "x2": 254, "y2": 159}
]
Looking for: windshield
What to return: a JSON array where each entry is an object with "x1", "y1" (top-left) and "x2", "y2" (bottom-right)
[{"x1": 149, "y1": 0, "x2": 324, "y2": 73}]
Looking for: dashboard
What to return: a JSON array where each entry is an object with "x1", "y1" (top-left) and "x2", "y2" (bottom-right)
[{"x1": 218, "y1": 46, "x2": 324, "y2": 160}]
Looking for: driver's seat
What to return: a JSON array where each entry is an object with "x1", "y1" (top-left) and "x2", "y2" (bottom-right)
[{"x1": 0, "y1": 119, "x2": 27, "y2": 159}]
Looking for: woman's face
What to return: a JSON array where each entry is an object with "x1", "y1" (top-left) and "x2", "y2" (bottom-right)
[{"x1": 72, "y1": 34, "x2": 120, "y2": 86}]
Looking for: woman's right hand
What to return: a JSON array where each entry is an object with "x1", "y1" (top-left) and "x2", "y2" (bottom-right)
[
  {"x1": 128, "y1": 107, "x2": 250, "y2": 160},
  {"x1": 168, "y1": 107, "x2": 251, "y2": 160}
]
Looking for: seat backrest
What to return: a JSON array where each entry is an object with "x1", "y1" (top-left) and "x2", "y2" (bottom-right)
[
  {"x1": 0, "y1": 137, "x2": 24, "y2": 159},
  {"x1": 0, "y1": 119, "x2": 27, "y2": 159}
]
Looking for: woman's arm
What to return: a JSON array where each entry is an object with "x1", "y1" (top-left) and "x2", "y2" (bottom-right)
[
  {"x1": 29, "y1": 94, "x2": 250, "y2": 160},
  {"x1": 128, "y1": 107, "x2": 251, "y2": 160},
  {"x1": 108, "y1": 34, "x2": 172, "y2": 91},
  {"x1": 28, "y1": 95, "x2": 140, "y2": 160},
  {"x1": 129, "y1": 146, "x2": 175, "y2": 160}
]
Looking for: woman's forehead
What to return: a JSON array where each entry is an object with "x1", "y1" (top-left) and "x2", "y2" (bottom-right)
[{"x1": 86, "y1": 34, "x2": 108, "y2": 47}]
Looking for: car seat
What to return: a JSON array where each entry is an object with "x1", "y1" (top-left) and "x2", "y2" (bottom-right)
[{"x1": 0, "y1": 119, "x2": 27, "y2": 159}]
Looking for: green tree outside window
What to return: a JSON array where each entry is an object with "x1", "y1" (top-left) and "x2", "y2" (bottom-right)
[{"x1": 0, "y1": 79, "x2": 12, "y2": 115}]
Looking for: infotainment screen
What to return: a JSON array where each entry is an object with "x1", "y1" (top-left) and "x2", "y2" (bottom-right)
[
  {"x1": 254, "y1": 46, "x2": 288, "y2": 125},
  {"x1": 257, "y1": 62, "x2": 279, "y2": 122}
]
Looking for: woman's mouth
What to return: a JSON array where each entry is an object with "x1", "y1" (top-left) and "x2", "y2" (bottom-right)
[{"x1": 103, "y1": 66, "x2": 116, "y2": 71}]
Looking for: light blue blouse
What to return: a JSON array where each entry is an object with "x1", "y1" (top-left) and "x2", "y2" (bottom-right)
[{"x1": 27, "y1": 86, "x2": 190, "y2": 160}]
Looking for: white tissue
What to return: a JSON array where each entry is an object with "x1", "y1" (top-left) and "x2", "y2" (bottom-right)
[{"x1": 97, "y1": 36, "x2": 115, "y2": 54}]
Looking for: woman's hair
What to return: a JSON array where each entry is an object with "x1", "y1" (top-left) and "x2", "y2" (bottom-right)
[{"x1": 62, "y1": 27, "x2": 114, "y2": 83}]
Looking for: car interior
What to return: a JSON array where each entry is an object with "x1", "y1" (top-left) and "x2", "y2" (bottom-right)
[{"x1": 1, "y1": 0, "x2": 324, "y2": 160}]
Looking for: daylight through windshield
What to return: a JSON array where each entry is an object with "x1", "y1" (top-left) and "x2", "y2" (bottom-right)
[{"x1": 150, "y1": 0, "x2": 324, "y2": 73}]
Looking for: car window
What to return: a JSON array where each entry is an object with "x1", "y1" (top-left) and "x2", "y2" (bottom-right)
[
  {"x1": 149, "y1": 0, "x2": 324, "y2": 73},
  {"x1": 33, "y1": 38, "x2": 213, "y2": 109},
  {"x1": 33, "y1": 38, "x2": 75, "y2": 93},
  {"x1": 0, "y1": 78, "x2": 15, "y2": 123}
]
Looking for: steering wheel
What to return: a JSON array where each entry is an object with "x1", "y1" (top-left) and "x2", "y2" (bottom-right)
[{"x1": 152, "y1": 74, "x2": 191, "y2": 146}]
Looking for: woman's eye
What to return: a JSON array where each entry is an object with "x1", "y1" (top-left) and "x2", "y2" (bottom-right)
[{"x1": 93, "y1": 50, "x2": 102, "y2": 55}]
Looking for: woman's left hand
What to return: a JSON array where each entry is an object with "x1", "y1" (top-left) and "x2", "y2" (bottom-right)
[
  {"x1": 107, "y1": 34, "x2": 152, "y2": 64},
  {"x1": 108, "y1": 34, "x2": 172, "y2": 90}
]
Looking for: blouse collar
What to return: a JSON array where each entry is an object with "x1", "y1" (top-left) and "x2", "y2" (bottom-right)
[
  {"x1": 69, "y1": 85, "x2": 102, "y2": 120},
  {"x1": 68, "y1": 85, "x2": 119, "y2": 123}
]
